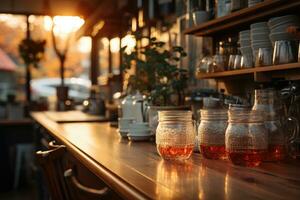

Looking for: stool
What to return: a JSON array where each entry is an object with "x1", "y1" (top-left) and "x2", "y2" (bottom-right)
[{"x1": 13, "y1": 143, "x2": 34, "y2": 189}]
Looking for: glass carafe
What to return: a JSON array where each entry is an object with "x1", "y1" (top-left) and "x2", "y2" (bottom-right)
[
  {"x1": 156, "y1": 111, "x2": 195, "y2": 160},
  {"x1": 226, "y1": 110, "x2": 268, "y2": 167},
  {"x1": 252, "y1": 89, "x2": 298, "y2": 161},
  {"x1": 287, "y1": 94, "x2": 300, "y2": 159},
  {"x1": 252, "y1": 89, "x2": 286, "y2": 118},
  {"x1": 198, "y1": 109, "x2": 228, "y2": 159}
]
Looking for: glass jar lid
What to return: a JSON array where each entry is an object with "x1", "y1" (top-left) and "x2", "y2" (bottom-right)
[
  {"x1": 158, "y1": 110, "x2": 192, "y2": 122},
  {"x1": 228, "y1": 110, "x2": 264, "y2": 123},
  {"x1": 200, "y1": 109, "x2": 228, "y2": 121},
  {"x1": 229, "y1": 104, "x2": 251, "y2": 111}
]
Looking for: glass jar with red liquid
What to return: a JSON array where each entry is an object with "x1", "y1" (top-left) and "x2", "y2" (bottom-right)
[
  {"x1": 198, "y1": 109, "x2": 228, "y2": 159},
  {"x1": 156, "y1": 111, "x2": 195, "y2": 160},
  {"x1": 226, "y1": 109, "x2": 268, "y2": 167}
]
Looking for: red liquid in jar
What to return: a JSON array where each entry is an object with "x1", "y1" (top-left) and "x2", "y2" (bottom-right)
[
  {"x1": 157, "y1": 144, "x2": 194, "y2": 160},
  {"x1": 228, "y1": 149, "x2": 266, "y2": 167},
  {"x1": 200, "y1": 145, "x2": 226, "y2": 160},
  {"x1": 265, "y1": 145, "x2": 285, "y2": 161}
]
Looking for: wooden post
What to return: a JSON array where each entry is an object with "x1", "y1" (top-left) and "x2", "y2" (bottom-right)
[
  {"x1": 25, "y1": 15, "x2": 31, "y2": 103},
  {"x1": 119, "y1": 35, "x2": 122, "y2": 74},
  {"x1": 108, "y1": 38, "x2": 112, "y2": 74},
  {"x1": 108, "y1": 38, "x2": 113, "y2": 102},
  {"x1": 119, "y1": 35, "x2": 123, "y2": 92},
  {"x1": 91, "y1": 36, "x2": 99, "y2": 85}
]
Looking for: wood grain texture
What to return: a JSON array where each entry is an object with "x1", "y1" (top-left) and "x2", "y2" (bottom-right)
[
  {"x1": 44, "y1": 111, "x2": 108, "y2": 123},
  {"x1": 196, "y1": 63, "x2": 300, "y2": 80},
  {"x1": 31, "y1": 112, "x2": 300, "y2": 200}
]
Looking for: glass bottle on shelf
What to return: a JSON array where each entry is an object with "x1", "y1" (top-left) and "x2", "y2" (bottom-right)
[
  {"x1": 212, "y1": 42, "x2": 226, "y2": 72},
  {"x1": 198, "y1": 109, "x2": 228, "y2": 159},
  {"x1": 226, "y1": 109, "x2": 268, "y2": 167},
  {"x1": 156, "y1": 111, "x2": 195, "y2": 160}
]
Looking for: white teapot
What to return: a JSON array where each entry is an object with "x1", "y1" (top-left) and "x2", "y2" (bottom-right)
[
  {"x1": 132, "y1": 92, "x2": 148, "y2": 122},
  {"x1": 121, "y1": 95, "x2": 134, "y2": 119}
]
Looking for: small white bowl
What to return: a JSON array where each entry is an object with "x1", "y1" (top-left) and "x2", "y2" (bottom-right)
[
  {"x1": 269, "y1": 32, "x2": 296, "y2": 42},
  {"x1": 269, "y1": 15, "x2": 300, "y2": 28},
  {"x1": 250, "y1": 22, "x2": 268, "y2": 29}
]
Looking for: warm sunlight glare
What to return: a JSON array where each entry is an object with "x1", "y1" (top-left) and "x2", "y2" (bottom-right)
[
  {"x1": 138, "y1": 10, "x2": 144, "y2": 28},
  {"x1": 101, "y1": 38, "x2": 110, "y2": 47},
  {"x1": 43, "y1": 16, "x2": 53, "y2": 31},
  {"x1": 131, "y1": 17, "x2": 137, "y2": 32},
  {"x1": 121, "y1": 35, "x2": 136, "y2": 54},
  {"x1": 91, "y1": 20, "x2": 105, "y2": 37},
  {"x1": 77, "y1": 36, "x2": 91, "y2": 53},
  {"x1": 110, "y1": 38, "x2": 120, "y2": 53},
  {"x1": 43, "y1": 16, "x2": 84, "y2": 37},
  {"x1": 0, "y1": 14, "x2": 26, "y2": 30}
]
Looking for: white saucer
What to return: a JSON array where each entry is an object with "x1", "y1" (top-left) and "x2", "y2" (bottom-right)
[
  {"x1": 127, "y1": 133, "x2": 154, "y2": 141},
  {"x1": 117, "y1": 129, "x2": 129, "y2": 137}
]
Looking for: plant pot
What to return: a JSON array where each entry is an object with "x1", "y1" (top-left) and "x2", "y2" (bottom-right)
[
  {"x1": 56, "y1": 86, "x2": 69, "y2": 111},
  {"x1": 147, "y1": 105, "x2": 190, "y2": 135},
  {"x1": 56, "y1": 86, "x2": 69, "y2": 101}
]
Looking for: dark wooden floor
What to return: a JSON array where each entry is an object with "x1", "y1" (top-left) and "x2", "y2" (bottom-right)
[{"x1": 0, "y1": 185, "x2": 37, "y2": 200}]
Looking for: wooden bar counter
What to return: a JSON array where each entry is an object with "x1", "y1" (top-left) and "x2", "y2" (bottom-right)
[{"x1": 31, "y1": 112, "x2": 300, "y2": 200}]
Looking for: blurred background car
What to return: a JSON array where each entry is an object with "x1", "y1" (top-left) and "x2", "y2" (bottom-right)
[{"x1": 31, "y1": 77, "x2": 91, "y2": 103}]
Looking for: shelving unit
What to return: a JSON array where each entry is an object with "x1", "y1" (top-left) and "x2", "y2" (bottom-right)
[
  {"x1": 184, "y1": 0, "x2": 300, "y2": 95},
  {"x1": 197, "y1": 63, "x2": 300, "y2": 80},
  {"x1": 184, "y1": 0, "x2": 300, "y2": 37}
]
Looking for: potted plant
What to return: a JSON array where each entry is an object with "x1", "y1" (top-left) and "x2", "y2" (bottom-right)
[
  {"x1": 122, "y1": 36, "x2": 189, "y2": 133},
  {"x1": 19, "y1": 38, "x2": 46, "y2": 103}
]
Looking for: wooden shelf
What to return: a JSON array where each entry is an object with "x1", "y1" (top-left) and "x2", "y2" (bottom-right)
[
  {"x1": 196, "y1": 63, "x2": 300, "y2": 80},
  {"x1": 184, "y1": 0, "x2": 300, "y2": 37}
]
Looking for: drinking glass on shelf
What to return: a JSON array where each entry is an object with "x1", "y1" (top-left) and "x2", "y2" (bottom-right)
[
  {"x1": 241, "y1": 53, "x2": 254, "y2": 68},
  {"x1": 234, "y1": 54, "x2": 242, "y2": 70},
  {"x1": 228, "y1": 55, "x2": 236, "y2": 70},
  {"x1": 256, "y1": 47, "x2": 273, "y2": 67},
  {"x1": 212, "y1": 54, "x2": 226, "y2": 72},
  {"x1": 273, "y1": 40, "x2": 298, "y2": 65}
]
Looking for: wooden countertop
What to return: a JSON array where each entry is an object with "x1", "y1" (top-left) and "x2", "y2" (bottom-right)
[{"x1": 31, "y1": 112, "x2": 300, "y2": 200}]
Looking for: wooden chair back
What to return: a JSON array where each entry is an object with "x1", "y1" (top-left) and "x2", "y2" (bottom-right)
[
  {"x1": 36, "y1": 143, "x2": 70, "y2": 200},
  {"x1": 36, "y1": 141, "x2": 111, "y2": 200}
]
